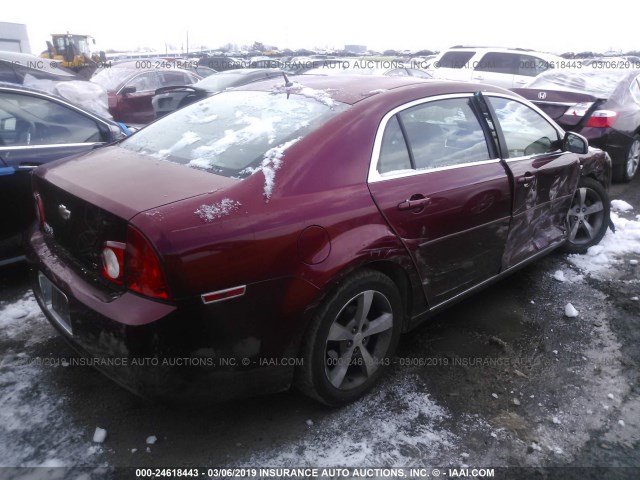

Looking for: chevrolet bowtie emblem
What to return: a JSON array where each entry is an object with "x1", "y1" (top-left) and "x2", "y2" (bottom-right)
[{"x1": 58, "y1": 204, "x2": 71, "y2": 221}]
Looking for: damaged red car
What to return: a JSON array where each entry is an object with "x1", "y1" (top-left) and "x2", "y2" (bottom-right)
[{"x1": 27, "y1": 76, "x2": 612, "y2": 405}]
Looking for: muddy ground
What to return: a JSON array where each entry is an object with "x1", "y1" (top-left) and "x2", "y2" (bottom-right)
[{"x1": 0, "y1": 177, "x2": 639, "y2": 480}]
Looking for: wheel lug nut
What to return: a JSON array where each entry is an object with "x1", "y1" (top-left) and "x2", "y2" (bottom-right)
[
  {"x1": 347, "y1": 341, "x2": 353, "y2": 347},
  {"x1": 351, "y1": 327, "x2": 358, "y2": 334}
]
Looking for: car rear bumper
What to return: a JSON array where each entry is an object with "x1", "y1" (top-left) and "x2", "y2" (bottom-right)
[{"x1": 26, "y1": 226, "x2": 309, "y2": 402}]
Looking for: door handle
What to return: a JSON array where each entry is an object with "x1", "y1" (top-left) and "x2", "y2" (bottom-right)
[
  {"x1": 398, "y1": 196, "x2": 431, "y2": 211},
  {"x1": 517, "y1": 175, "x2": 535, "y2": 187}
]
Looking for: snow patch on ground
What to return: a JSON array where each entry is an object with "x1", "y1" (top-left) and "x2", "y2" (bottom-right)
[
  {"x1": 611, "y1": 199, "x2": 633, "y2": 212},
  {"x1": 195, "y1": 199, "x2": 241, "y2": 222},
  {"x1": 0, "y1": 293, "x2": 101, "y2": 466},
  {"x1": 568, "y1": 207, "x2": 640, "y2": 276},
  {"x1": 241, "y1": 374, "x2": 455, "y2": 467},
  {"x1": 0, "y1": 294, "x2": 54, "y2": 346}
]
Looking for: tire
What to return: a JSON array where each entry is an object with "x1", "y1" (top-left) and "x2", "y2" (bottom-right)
[
  {"x1": 613, "y1": 135, "x2": 640, "y2": 183},
  {"x1": 296, "y1": 270, "x2": 402, "y2": 406},
  {"x1": 561, "y1": 177, "x2": 610, "y2": 254}
]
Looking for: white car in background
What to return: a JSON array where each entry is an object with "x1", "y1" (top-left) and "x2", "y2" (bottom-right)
[{"x1": 429, "y1": 46, "x2": 564, "y2": 88}]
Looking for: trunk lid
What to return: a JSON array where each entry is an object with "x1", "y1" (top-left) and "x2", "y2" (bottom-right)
[
  {"x1": 33, "y1": 145, "x2": 236, "y2": 275},
  {"x1": 512, "y1": 88, "x2": 605, "y2": 128},
  {"x1": 36, "y1": 145, "x2": 237, "y2": 220}
]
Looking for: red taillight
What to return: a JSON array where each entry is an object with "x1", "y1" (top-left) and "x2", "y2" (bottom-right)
[
  {"x1": 586, "y1": 110, "x2": 618, "y2": 128},
  {"x1": 101, "y1": 241, "x2": 125, "y2": 284},
  {"x1": 124, "y1": 226, "x2": 170, "y2": 300},
  {"x1": 33, "y1": 193, "x2": 45, "y2": 228},
  {"x1": 100, "y1": 227, "x2": 170, "y2": 300}
]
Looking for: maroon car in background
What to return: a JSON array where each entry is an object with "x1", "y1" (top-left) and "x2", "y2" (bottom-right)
[
  {"x1": 91, "y1": 60, "x2": 200, "y2": 125},
  {"x1": 27, "y1": 76, "x2": 611, "y2": 406},
  {"x1": 513, "y1": 68, "x2": 640, "y2": 182}
]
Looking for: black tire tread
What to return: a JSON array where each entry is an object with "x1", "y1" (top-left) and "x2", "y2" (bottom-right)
[{"x1": 294, "y1": 269, "x2": 401, "y2": 406}]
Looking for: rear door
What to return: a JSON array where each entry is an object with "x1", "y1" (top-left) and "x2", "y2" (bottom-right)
[
  {"x1": 368, "y1": 94, "x2": 512, "y2": 306},
  {"x1": 484, "y1": 94, "x2": 581, "y2": 268}
]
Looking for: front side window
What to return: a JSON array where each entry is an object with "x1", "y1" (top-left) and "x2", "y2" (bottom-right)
[
  {"x1": 126, "y1": 72, "x2": 159, "y2": 93},
  {"x1": 0, "y1": 92, "x2": 103, "y2": 146},
  {"x1": 489, "y1": 97, "x2": 560, "y2": 158},
  {"x1": 160, "y1": 71, "x2": 191, "y2": 87},
  {"x1": 121, "y1": 90, "x2": 348, "y2": 178}
]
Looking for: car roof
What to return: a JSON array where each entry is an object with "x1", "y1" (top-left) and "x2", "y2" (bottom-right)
[{"x1": 235, "y1": 74, "x2": 511, "y2": 105}]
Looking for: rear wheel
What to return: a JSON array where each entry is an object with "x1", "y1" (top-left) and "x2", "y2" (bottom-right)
[
  {"x1": 296, "y1": 270, "x2": 402, "y2": 406},
  {"x1": 613, "y1": 135, "x2": 640, "y2": 182},
  {"x1": 562, "y1": 177, "x2": 610, "y2": 254}
]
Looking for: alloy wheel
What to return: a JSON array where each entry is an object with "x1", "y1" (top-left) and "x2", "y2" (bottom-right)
[
  {"x1": 626, "y1": 139, "x2": 640, "y2": 180},
  {"x1": 567, "y1": 186, "x2": 606, "y2": 247},
  {"x1": 324, "y1": 290, "x2": 394, "y2": 390}
]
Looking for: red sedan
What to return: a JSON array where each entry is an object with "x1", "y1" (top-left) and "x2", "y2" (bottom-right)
[
  {"x1": 27, "y1": 76, "x2": 611, "y2": 405},
  {"x1": 92, "y1": 60, "x2": 200, "y2": 125}
]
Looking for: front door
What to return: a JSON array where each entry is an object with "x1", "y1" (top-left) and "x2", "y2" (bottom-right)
[{"x1": 486, "y1": 95, "x2": 581, "y2": 268}]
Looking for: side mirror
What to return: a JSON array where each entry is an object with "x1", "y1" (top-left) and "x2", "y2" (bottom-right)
[
  {"x1": 563, "y1": 131, "x2": 588, "y2": 154},
  {"x1": 120, "y1": 86, "x2": 136, "y2": 95}
]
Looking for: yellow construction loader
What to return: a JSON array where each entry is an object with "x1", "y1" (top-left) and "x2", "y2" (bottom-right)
[{"x1": 41, "y1": 33, "x2": 106, "y2": 78}]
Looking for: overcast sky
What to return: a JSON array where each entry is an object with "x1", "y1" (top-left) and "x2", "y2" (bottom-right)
[{"x1": 3, "y1": 0, "x2": 637, "y2": 55}]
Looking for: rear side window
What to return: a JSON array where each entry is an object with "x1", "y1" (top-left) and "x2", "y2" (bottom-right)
[
  {"x1": 375, "y1": 97, "x2": 491, "y2": 175},
  {"x1": 399, "y1": 98, "x2": 490, "y2": 170},
  {"x1": 378, "y1": 116, "x2": 412, "y2": 174},
  {"x1": 436, "y1": 51, "x2": 475, "y2": 69},
  {"x1": 489, "y1": 97, "x2": 560, "y2": 157},
  {"x1": 517, "y1": 55, "x2": 552, "y2": 77},
  {"x1": 475, "y1": 53, "x2": 518, "y2": 74}
]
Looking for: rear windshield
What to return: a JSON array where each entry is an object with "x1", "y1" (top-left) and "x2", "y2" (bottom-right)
[
  {"x1": 120, "y1": 89, "x2": 348, "y2": 178},
  {"x1": 527, "y1": 70, "x2": 628, "y2": 98}
]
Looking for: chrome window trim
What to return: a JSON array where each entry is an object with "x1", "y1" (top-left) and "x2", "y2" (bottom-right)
[
  {"x1": 368, "y1": 92, "x2": 497, "y2": 183},
  {"x1": 0, "y1": 142, "x2": 104, "y2": 152}
]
